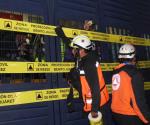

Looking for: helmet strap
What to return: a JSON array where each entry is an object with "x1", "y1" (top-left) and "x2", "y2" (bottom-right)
[{"x1": 73, "y1": 48, "x2": 80, "y2": 58}]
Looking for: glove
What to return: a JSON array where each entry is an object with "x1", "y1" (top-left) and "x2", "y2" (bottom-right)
[
  {"x1": 88, "y1": 111, "x2": 103, "y2": 124},
  {"x1": 91, "y1": 111, "x2": 98, "y2": 118},
  {"x1": 66, "y1": 86, "x2": 75, "y2": 113},
  {"x1": 67, "y1": 101, "x2": 74, "y2": 113},
  {"x1": 55, "y1": 26, "x2": 66, "y2": 38}
]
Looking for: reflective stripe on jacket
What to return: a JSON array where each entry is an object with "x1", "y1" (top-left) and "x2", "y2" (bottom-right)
[{"x1": 80, "y1": 62, "x2": 109, "y2": 112}]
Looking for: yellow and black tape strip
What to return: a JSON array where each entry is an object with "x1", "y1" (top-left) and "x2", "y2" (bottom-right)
[
  {"x1": 0, "y1": 62, "x2": 74, "y2": 73},
  {"x1": 0, "y1": 82, "x2": 149, "y2": 107},
  {"x1": 144, "y1": 82, "x2": 150, "y2": 91},
  {"x1": 0, "y1": 61, "x2": 149, "y2": 73},
  {"x1": 137, "y1": 61, "x2": 150, "y2": 69},
  {"x1": 64, "y1": 28, "x2": 150, "y2": 46},
  {"x1": 0, "y1": 88, "x2": 78, "y2": 107},
  {"x1": 0, "y1": 18, "x2": 150, "y2": 46}
]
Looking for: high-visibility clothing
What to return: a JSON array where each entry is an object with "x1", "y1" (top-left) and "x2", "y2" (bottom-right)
[
  {"x1": 80, "y1": 61, "x2": 109, "y2": 112},
  {"x1": 111, "y1": 64, "x2": 150, "y2": 124}
]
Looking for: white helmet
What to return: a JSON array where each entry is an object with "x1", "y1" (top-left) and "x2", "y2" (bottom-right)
[
  {"x1": 70, "y1": 35, "x2": 92, "y2": 50},
  {"x1": 118, "y1": 44, "x2": 136, "y2": 59}
]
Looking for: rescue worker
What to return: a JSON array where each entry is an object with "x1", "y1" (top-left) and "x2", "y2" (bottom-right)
[
  {"x1": 111, "y1": 44, "x2": 150, "y2": 125},
  {"x1": 69, "y1": 35, "x2": 110, "y2": 125}
]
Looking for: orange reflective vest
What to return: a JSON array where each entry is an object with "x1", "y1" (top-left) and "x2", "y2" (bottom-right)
[
  {"x1": 79, "y1": 62, "x2": 109, "y2": 112},
  {"x1": 111, "y1": 64, "x2": 149, "y2": 124}
]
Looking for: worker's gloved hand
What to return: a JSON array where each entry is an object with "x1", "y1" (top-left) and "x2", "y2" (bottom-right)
[
  {"x1": 91, "y1": 111, "x2": 98, "y2": 118},
  {"x1": 55, "y1": 26, "x2": 66, "y2": 38},
  {"x1": 84, "y1": 20, "x2": 93, "y2": 31},
  {"x1": 66, "y1": 86, "x2": 75, "y2": 113},
  {"x1": 67, "y1": 101, "x2": 75, "y2": 113},
  {"x1": 88, "y1": 111, "x2": 103, "y2": 124}
]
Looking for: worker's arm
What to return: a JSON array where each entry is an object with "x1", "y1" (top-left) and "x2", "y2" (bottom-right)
[
  {"x1": 84, "y1": 58, "x2": 100, "y2": 114},
  {"x1": 55, "y1": 26, "x2": 71, "y2": 47}
]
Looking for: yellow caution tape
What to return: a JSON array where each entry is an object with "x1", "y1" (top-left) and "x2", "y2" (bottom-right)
[
  {"x1": 0, "y1": 88, "x2": 78, "y2": 107},
  {"x1": 144, "y1": 82, "x2": 150, "y2": 91},
  {"x1": 137, "y1": 61, "x2": 150, "y2": 69},
  {"x1": 0, "y1": 18, "x2": 150, "y2": 46},
  {"x1": 64, "y1": 28, "x2": 150, "y2": 46},
  {"x1": 0, "y1": 83, "x2": 149, "y2": 107},
  {"x1": 0, "y1": 62, "x2": 74, "y2": 73},
  {"x1": 0, "y1": 18, "x2": 56, "y2": 36},
  {"x1": 0, "y1": 61, "x2": 149, "y2": 73}
]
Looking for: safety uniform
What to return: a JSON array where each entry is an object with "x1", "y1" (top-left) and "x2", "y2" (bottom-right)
[
  {"x1": 78, "y1": 51, "x2": 109, "y2": 112},
  {"x1": 79, "y1": 61, "x2": 109, "y2": 112},
  {"x1": 111, "y1": 63, "x2": 150, "y2": 124}
]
